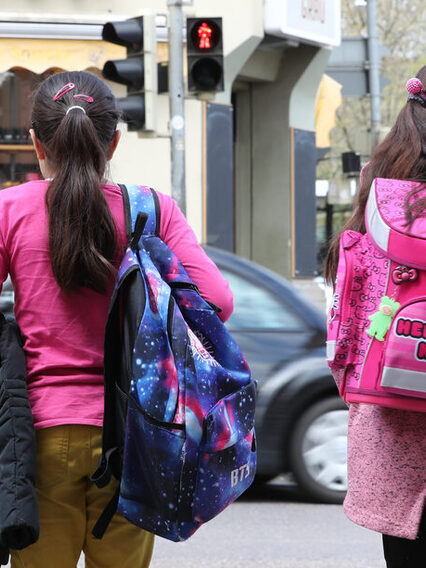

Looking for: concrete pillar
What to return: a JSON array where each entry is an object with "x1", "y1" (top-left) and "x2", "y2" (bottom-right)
[{"x1": 235, "y1": 44, "x2": 331, "y2": 279}]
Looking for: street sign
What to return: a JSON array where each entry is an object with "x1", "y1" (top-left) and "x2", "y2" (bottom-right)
[
  {"x1": 326, "y1": 36, "x2": 389, "y2": 97},
  {"x1": 264, "y1": 0, "x2": 341, "y2": 47}
]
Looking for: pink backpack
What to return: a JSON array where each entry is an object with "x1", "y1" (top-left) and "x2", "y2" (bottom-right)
[{"x1": 327, "y1": 177, "x2": 426, "y2": 412}]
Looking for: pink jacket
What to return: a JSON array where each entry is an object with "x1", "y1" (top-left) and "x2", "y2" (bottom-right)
[
  {"x1": 344, "y1": 402, "x2": 426, "y2": 539},
  {"x1": 0, "y1": 180, "x2": 233, "y2": 430},
  {"x1": 333, "y1": 336, "x2": 426, "y2": 540}
]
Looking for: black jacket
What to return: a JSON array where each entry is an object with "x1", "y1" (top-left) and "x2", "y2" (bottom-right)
[{"x1": 0, "y1": 314, "x2": 39, "y2": 564}]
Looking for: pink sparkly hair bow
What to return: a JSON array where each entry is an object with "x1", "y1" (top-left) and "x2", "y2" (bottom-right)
[
  {"x1": 52, "y1": 83, "x2": 94, "y2": 104},
  {"x1": 406, "y1": 78, "x2": 426, "y2": 107}
]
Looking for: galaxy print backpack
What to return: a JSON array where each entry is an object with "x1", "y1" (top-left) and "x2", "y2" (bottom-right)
[
  {"x1": 91, "y1": 184, "x2": 257, "y2": 542},
  {"x1": 327, "y1": 177, "x2": 426, "y2": 412}
]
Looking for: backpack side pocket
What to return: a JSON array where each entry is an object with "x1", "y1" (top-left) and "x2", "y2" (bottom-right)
[{"x1": 326, "y1": 231, "x2": 363, "y2": 393}]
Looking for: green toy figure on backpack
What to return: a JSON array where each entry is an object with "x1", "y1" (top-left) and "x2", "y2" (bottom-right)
[{"x1": 366, "y1": 296, "x2": 400, "y2": 342}]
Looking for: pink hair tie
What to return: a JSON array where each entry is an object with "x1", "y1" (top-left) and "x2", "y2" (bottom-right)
[
  {"x1": 52, "y1": 82, "x2": 75, "y2": 101},
  {"x1": 406, "y1": 78, "x2": 423, "y2": 94},
  {"x1": 73, "y1": 94, "x2": 94, "y2": 103},
  {"x1": 406, "y1": 78, "x2": 426, "y2": 107}
]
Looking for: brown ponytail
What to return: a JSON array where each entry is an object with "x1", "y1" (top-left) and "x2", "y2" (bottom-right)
[
  {"x1": 31, "y1": 71, "x2": 120, "y2": 293},
  {"x1": 324, "y1": 64, "x2": 426, "y2": 286}
]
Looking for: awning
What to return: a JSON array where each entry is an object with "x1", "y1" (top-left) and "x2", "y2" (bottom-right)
[
  {"x1": 315, "y1": 74, "x2": 343, "y2": 148},
  {"x1": 0, "y1": 38, "x2": 126, "y2": 74}
]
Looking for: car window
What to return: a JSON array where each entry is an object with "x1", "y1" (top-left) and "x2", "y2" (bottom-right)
[{"x1": 221, "y1": 268, "x2": 304, "y2": 331}]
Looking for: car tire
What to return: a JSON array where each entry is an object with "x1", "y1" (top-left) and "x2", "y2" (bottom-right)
[{"x1": 288, "y1": 396, "x2": 348, "y2": 504}]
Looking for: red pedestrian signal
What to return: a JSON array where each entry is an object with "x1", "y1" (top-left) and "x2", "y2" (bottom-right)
[
  {"x1": 187, "y1": 18, "x2": 224, "y2": 93},
  {"x1": 196, "y1": 22, "x2": 212, "y2": 50}
]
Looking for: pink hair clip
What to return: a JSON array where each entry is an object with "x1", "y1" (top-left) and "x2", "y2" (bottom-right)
[
  {"x1": 73, "y1": 94, "x2": 94, "y2": 103},
  {"x1": 52, "y1": 82, "x2": 75, "y2": 101}
]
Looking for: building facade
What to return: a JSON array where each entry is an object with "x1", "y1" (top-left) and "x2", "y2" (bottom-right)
[{"x1": 0, "y1": 0, "x2": 341, "y2": 284}]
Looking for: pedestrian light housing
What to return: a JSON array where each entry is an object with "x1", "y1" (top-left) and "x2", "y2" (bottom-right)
[{"x1": 186, "y1": 18, "x2": 224, "y2": 93}]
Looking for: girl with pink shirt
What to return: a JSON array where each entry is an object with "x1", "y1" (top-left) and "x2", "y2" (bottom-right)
[
  {"x1": 3, "y1": 70, "x2": 233, "y2": 567},
  {"x1": 325, "y1": 66, "x2": 426, "y2": 568}
]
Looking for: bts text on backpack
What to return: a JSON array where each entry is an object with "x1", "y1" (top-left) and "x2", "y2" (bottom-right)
[
  {"x1": 91, "y1": 185, "x2": 257, "y2": 542},
  {"x1": 327, "y1": 177, "x2": 426, "y2": 412}
]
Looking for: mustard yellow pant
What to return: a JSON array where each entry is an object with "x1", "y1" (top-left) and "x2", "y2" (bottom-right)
[{"x1": 11, "y1": 425, "x2": 154, "y2": 568}]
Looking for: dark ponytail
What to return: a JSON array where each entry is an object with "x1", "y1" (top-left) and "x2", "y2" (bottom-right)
[
  {"x1": 324, "y1": 64, "x2": 426, "y2": 286},
  {"x1": 31, "y1": 71, "x2": 120, "y2": 293}
]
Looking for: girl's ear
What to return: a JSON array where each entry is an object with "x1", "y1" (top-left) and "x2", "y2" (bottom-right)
[
  {"x1": 29, "y1": 129, "x2": 45, "y2": 160},
  {"x1": 107, "y1": 130, "x2": 121, "y2": 160}
]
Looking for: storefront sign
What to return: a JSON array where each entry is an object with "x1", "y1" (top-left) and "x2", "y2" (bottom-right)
[
  {"x1": 264, "y1": 0, "x2": 341, "y2": 47},
  {"x1": 0, "y1": 38, "x2": 125, "y2": 74}
]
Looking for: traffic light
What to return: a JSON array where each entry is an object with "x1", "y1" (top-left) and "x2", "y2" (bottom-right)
[
  {"x1": 101, "y1": 16, "x2": 157, "y2": 131},
  {"x1": 341, "y1": 151, "x2": 361, "y2": 175},
  {"x1": 186, "y1": 18, "x2": 224, "y2": 93}
]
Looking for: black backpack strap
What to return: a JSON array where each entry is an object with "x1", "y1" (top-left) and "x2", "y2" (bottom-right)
[
  {"x1": 90, "y1": 448, "x2": 122, "y2": 538},
  {"x1": 91, "y1": 487, "x2": 120, "y2": 539},
  {"x1": 130, "y1": 213, "x2": 149, "y2": 252},
  {"x1": 118, "y1": 183, "x2": 132, "y2": 240},
  {"x1": 91, "y1": 447, "x2": 119, "y2": 489}
]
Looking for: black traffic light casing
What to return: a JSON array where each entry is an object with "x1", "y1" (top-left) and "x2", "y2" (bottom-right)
[
  {"x1": 186, "y1": 18, "x2": 224, "y2": 93},
  {"x1": 102, "y1": 16, "x2": 157, "y2": 131},
  {"x1": 342, "y1": 151, "x2": 361, "y2": 175}
]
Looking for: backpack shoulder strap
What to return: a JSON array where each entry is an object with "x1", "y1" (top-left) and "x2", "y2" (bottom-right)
[{"x1": 119, "y1": 184, "x2": 160, "y2": 240}]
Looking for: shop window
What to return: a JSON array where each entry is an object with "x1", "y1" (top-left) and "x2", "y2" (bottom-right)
[
  {"x1": 316, "y1": 195, "x2": 353, "y2": 276},
  {"x1": 0, "y1": 69, "x2": 53, "y2": 189}
]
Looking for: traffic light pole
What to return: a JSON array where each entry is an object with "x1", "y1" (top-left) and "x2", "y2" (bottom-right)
[
  {"x1": 168, "y1": 0, "x2": 186, "y2": 215},
  {"x1": 367, "y1": 0, "x2": 381, "y2": 151}
]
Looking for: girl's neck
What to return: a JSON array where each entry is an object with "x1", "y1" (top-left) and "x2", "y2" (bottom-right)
[{"x1": 44, "y1": 177, "x2": 115, "y2": 186}]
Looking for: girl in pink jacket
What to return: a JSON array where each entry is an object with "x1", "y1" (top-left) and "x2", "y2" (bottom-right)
[
  {"x1": 325, "y1": 66, "x2": 426, "y2": 568},
  {"x1": 4, "y1": 70, "x2": 233, "y2": 568}
]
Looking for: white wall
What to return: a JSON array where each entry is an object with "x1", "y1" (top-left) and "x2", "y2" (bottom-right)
[
  {"x1": 109, "y1": 95, "x2": 204, "y2": 242},
  {"x1": 1, "y1": 0, "x2": 265, "y2": 244},
  {"x1": 2, "y1": 1, "x2": 168, "y2": 18}
]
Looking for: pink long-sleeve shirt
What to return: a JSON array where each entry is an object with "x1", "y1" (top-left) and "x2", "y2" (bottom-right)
[{"x1": 0, "y1": 180, "x2": 233, "y2": 429}]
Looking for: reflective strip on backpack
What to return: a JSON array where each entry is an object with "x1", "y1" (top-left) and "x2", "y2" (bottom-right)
[
  {"x1": 381, "y1": 366, "x2": 426, "y2": 394},
  {"x1": 366, "y1": 180, "x2": 390, "y2": 252},
  {"x1": 326, "y1": 340, "x2": 336, "y2": 361}
]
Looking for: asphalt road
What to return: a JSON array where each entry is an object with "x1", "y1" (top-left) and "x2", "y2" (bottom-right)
[
  {"x1": 8, "y1": 480, "x2": 385, "y2": 567},
  {"x1": 150, "y1": 480, "x2": 385, "y2": 568}
]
